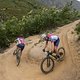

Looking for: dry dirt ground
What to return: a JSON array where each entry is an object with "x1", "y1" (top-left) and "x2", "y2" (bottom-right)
[{"x1": 0, "y1": 20, "x2": 80, "y2": 80}]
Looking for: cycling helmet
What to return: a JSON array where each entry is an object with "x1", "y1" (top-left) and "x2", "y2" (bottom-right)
[
  {"x1": 41, "y1": 34, "x2": 46, "y2": 39},
  {"x1": 41, "y1": 33, "x2": 50, "y2": 41}
]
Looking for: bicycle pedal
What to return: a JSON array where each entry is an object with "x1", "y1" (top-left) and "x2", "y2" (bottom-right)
[{"x1": 13, "y1": 52, "x2": 16, "y2": 55}]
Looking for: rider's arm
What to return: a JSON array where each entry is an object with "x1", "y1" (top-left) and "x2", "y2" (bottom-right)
[
  {"x1": 14, "y1": 38, "x2": 19, "y2": 46},
  {"x1": 14, "y1": 38, "x2": 18, "y2": 43},
  {"x1": 44, "y1": 40, "x2": 48, "y2": 50},
  {"x1": 51, "y1": 41, "x2": 55, "y2": 52}
]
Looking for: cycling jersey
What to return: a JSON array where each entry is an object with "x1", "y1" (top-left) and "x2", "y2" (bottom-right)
[
  {"x1": 47, "y1": 34, "x2": 59, "y2": 42},
  {"x1": 47, "y1": 34, "x2": 60, "y2": 47},
  {"x1": 50, "y1": 35, "x2": 59, "y2": 42},
  {"x1": 16, "y1": 37, "x2": 25, "y2": 45}
]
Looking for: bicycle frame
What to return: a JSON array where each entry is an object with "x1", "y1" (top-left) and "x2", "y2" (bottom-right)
[
  {"x1": 46, "y1": 51, "x2": 57, "y2": 60},
  {"x1": 41, "y1": 47, "x2": 65, "y2": 74},
  {"x1": 13, "y1": 47, "x2": 22, "y2": 66}
]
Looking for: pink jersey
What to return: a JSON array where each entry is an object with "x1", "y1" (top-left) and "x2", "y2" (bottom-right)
[
  {"x1": 47, "y1": 34, "x2": 59, "y2": 42},
  {"x1": 16, "y1": 37, "x2": 25, "y2": 45}
]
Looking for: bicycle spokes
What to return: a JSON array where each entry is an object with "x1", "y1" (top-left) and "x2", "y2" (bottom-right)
[
  {"x1": 47, "y1": 58, "x2": 50, "y2": 67},
  {"x1": 41, "y1": 57, "x2": 54, "y2": 74},
  {"x1": 58, "y1": 47, "x2": 65, "y2": 61},
  {"x1": 15, "y1": 49, "x2": 22, "y2": 66}
]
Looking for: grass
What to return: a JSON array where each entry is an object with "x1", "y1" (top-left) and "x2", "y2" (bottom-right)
[{"x1": 0, "y1": 0, "x2": 42, "y2": 20}]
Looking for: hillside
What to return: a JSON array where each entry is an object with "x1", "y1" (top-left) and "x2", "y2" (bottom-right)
[
  {"x1": 0, "y1": 0, "x2": 42, "y2": 20},
  {"x1": 0, "y1": 0, "x2": 80, "y2": 20},
  {"x1": 38, "y1": 0, "x2": 80, "y2": 10}
]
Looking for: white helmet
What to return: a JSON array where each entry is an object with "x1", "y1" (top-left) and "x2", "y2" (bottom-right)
[{"x1": 41, "y1": 34, "x2": 46, "y2": 39}]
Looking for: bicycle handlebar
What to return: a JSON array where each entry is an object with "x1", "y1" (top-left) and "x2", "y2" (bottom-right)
[{"x1": 43, "y1": 50, "x2": 52, "y2": 54}]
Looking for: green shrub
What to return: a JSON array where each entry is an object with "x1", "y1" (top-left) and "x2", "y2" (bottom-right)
[
  {"x1": 75, "y1": 22, "x2": 80, "y2": 34},
  {"x1": 0, "y1": 22, "x2": 10, "y2": 48},
  {"x1": 0, "y1": 3, "x2": 80, "y2": 48},
  {"x1": 75, "y1": 22, "x2": 80, "y2": 41}
]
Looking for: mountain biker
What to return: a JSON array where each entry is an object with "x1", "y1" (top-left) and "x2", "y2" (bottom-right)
[
  {"x1": 14, "y1": 34, "x2": 25, "y2": 54},
  {"x1": 41, "y1": 33, "x2": 60, "y2": 58}
]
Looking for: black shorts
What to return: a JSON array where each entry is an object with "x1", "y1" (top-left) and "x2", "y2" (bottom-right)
[
  {"x1": 17, "y1": 44, "x2": 25, "y2": 51},
  {"x1": 54, "y1": 38, "x2": 60, "y2": 47}
]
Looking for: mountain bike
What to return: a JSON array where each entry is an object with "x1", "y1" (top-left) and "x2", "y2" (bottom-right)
[
  {"x1": 13, "y1": 48, "x2": 22, "y2": 66},
  {"x1": 40, "y1": 47, "x2": 65, "y2": 74}
]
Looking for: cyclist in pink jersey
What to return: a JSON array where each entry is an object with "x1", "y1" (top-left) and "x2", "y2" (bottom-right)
[
  {"x1": 16, "y1": 34, "x2": 25, "y2": 52},
  {"x1": 41, "y1": 33, "x2": 60, "y2": 58}
]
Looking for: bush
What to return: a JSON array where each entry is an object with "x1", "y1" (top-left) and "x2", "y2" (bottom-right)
[
  {"x1": 0, "y1": 22, "x2": 10, "y2": 48},
  {"x1": 75, "y1": 22, "x2": 80, "y2": 34},
  {"x1": 75, "y1": 22, "x2": 80, "y2": 41},
  {"x1": 0, "y1": 4, "x2": 80, "y2": 48}
]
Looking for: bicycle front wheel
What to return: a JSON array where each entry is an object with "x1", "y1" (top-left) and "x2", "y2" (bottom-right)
[
  {"x1": 16, "y1": 49, "x2": 22, "y2": 66},
  {"x1": 41, "y1": 57, "x2": 54, "y2": 74}
]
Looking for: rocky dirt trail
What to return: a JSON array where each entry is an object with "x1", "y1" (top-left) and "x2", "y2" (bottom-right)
[{"x1": 0, "y1": 20, "x2": 80, "y2": 80}]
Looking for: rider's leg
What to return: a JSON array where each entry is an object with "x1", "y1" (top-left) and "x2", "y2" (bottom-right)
[
  {"x1": 16, "y1": 44, "x2": 22, "y2": 55},
  {"x1": 51, "y1": 42, "x2": 58, "y2": 53},
  {"x1": 13, "y1": 46, "x2": 19, "y2": 55},
  {"x1": 16, "y1": 44, "x2": 23, "y2": 59},
  {"x1": 17, "y1": 44, "x2": 25, "y2": 56},
  {"x1": 17, "y1": 44, "x2": 21, "y2": 51},
  {"x1": 54, "y1": 46, "x2": 58, "y2": 53},
  {"x1": 54, "y1": 38, "x2": 60, "y2": 58}
]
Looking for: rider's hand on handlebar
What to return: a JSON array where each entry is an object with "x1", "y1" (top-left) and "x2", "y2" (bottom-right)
[
  {"x1": 14, "y1": 40, "x2": 17, "y2": 43},
  {"x1": 43, "y1": 49, "x2": 45, "y2": 52}
]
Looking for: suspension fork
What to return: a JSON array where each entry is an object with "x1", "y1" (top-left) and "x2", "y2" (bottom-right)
[{"x1": 47, "y1": 53, "x2": 50, "y2": 67}]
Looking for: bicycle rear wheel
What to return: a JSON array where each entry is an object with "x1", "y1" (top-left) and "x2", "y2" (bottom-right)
[
  {"x1": 41, "y1": 57, "x2": 54, "y2": 74},
  {"x1": 16, "y1": 49, "x2": 22, "y2": 66},
  {"x1": 58, "y1": 47, "x2": 65, "y2": 61}
]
